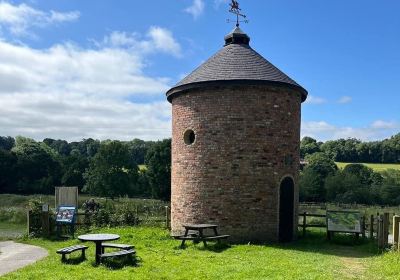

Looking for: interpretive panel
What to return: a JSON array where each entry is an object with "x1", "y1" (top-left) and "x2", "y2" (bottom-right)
[{"x1": 326, "y1": 210, "x2": 361, "y2": 233}]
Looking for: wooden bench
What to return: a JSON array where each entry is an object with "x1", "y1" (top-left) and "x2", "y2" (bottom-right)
[
  {"x1": 56, "y1": 245, "x2": 88, "y2": 261},
  {"x1": 101, "y1": 243, "x2": 135, "y2": 253},
  {"x1": 202, "y1": 235, "x2": 230, "y2": 241},
  {"x1": 175, "y1": 224, "x2": 230, "y2": 248},
  {"x1": 100, "y1": 249, "x2": 136, "y2": 261},
  {"x1": 173, "y1": 235, "x2": 230, "y2": 241}
]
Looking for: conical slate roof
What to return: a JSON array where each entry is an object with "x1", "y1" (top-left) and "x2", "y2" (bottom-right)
[{"x1": 166, "y1": 27, "x2": 308, "y2": 102}]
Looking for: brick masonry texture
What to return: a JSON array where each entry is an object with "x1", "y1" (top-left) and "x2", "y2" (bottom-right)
[{"x1": 170, "y1": 84, "x2": 302, "y2": 242}]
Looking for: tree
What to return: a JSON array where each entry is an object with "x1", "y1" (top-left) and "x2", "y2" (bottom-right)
[
  {"x1": 145, "y1": 139, "x2": 171, "y2": 201},
  {"x1": 0, "y1": 136, "x2": 15, "y2": 151},
  {"x1": 43, "y1": 138, "x2": 71, "y2": 156},
  {"x1": 126, "y1": 139, "x2": 154, "y2": 165},
  {"x1": 83, "y1": 141, "x2": 138, "y2": 198},
  {"x1": 305, "y1": 152, "x2": 337, "y2": 178},
  {"x1": 300, "y1": 137, "x2": 320, "y2": 158},
  {"x1": 12, "y1": 136, "x2": 62, "y2": 194},
  {"x1": 299, "y1": 168, "x2": 325, "y2": 202},
  {"x1": 342, "y1": 164, "x2": 374, "y2": 185},
  {"x1": 0, "y1": 149, "x2": 17, "y2": 193},
  {"x1": 61, "y1": 154, "x2": 89, "y2": 190}
]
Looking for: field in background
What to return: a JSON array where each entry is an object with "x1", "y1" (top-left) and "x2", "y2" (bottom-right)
[
  {"x1": 336, "y1": 162, "x2": 400, "y2": 172},
  {"x1": 0, "y1": 194, "x2": 169, "y2": 239}
]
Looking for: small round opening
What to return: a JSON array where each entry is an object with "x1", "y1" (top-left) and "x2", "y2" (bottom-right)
[{"x1": 184, "y1": 129, "x2": 196, "y2": 145}]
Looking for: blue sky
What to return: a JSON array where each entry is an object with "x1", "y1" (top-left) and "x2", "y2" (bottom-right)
[{"x1": 0, "y1": 0, "x2": 399, "y2": 141}]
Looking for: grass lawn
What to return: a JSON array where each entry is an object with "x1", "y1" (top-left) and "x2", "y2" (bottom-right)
[
  {"x1": 3, "y1": 227, "x2": 395, "y2": 280},
  {"x1": 0, "y1": 223, "x2": 25, "y2": 240},
  {"x1": 336, "y1": 162, "x2": 400, "y2": 172}
]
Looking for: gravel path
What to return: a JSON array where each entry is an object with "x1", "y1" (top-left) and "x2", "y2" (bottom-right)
[{"x1": 0, "y1": 241, "x2": 48, "y2": 276}]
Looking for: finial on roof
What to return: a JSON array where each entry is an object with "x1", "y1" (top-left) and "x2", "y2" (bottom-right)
[{"x1": 228, "y1": 0, "x2": 248, "y2": 27}]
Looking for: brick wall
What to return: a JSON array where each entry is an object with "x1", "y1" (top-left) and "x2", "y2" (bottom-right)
[{"x1": 170, "y1": 84, "x2": 302, "y2": 242}]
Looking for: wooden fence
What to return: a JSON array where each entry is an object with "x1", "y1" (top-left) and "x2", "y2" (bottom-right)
[
  {"x1": 28, "y1": 206, "x2": 171, "y2": 237},
  {"x1": 298, "y1": 211, "x2": 390, "y2": 249},
  {"x1": 298, "y1": 212, "x2": 326, "y2": 237}
]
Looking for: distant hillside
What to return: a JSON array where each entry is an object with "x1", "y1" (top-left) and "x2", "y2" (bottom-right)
[{"x1": 336, "y1": 162, "x2": 400, "y2": 172}]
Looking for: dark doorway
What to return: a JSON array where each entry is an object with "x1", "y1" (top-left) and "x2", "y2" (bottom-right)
[{"x1": 279, "y1": 177, "x2": 294, "y2": 242}]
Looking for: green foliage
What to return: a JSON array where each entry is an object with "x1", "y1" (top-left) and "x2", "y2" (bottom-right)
[
  {"x1": 145, "y1": 139, "x2": 171, "y2": 201},
  {"x1": 305, "y1": 152, "x2": 337, "y2": 178},
  {"x1": 0, "y1": 136, "x2": 15, "y2": 151},
  {"x1": 0, "y1": 149, "x2": 17, "y2": 193},
  {"x1": 12, "y1": 136, "x2": 62, "y2": 194},
  {"x1": 112, "y1": 201, "x2": 140, "y2": 226},
  {"x1": 300, "y1": 136, "x2": 321, "y2": 158},
  {"x1": 126, "y1": 139, "x2": 155, "y2": 165},
  {"x1": 0, "y1": 207, "x2": 26, "y2": 224},
  {"x1": 61, "y1": 154, "x2": 89, "y2": 190},
  {"x1": 83, "y1": 141, "x2": 139, "y2": 198},
  {"x1": 318, "y1": 134, "x2": 400, "y2": 163},
  {"x1": 342, "y1": 163, "x2": 382, "y2": 186},
  {"x1": 299, "y1": 169, "x2": 325, "y2": 202}
]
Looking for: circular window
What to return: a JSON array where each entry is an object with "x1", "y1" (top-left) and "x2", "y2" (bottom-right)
[{"x1": 183, "y1": 129, "x2": 196, "y2": 145}]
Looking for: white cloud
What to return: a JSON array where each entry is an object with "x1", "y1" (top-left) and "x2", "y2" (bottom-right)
[
  {"x1": 101, "y1": 27, "x2": 182, "y2": 57},
  {"x1": 49, "y1": 10, "x2": 80, "y2": 23},
  {"x1": 302, "y1": 120, "x2": 400, "y2": 141},
  {"x1": 214, "y1": 0, "x2": 228, "y2": 9},
  {"x1": 147, "y1": 26, "x2": 182, "y2": 57},
  {"x1": 184, "y1": 0, "x2": 205, "y2": 19},
  {"x1": 304, "y1": 95, "x2": 327, "y2": 105},
  {"x1": 0, "y1": 1, "x2": 79, "y2": 36},
  {"x1": 0, "y1": 30, "x2": 178, "y2": 141},
  {"x1": 338, "y1": 96, "x2": 352, "y2": 104},
  {"x1": 371, "y1": 120, "x2": 398, "y2": 130}
]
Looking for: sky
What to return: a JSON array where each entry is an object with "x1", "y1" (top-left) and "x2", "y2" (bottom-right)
[{"x1": 0, "y1": 0, "x2": 399, "y2": 142}]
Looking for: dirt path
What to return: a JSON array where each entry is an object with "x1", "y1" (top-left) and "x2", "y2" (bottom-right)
[{"x1": 333, "y1": 246, "x2": 371, "y2": 279}]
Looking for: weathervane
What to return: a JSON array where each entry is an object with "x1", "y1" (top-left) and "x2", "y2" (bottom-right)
[{"x1": 227, "y1": 0, "x2": 248, "y2": 27}]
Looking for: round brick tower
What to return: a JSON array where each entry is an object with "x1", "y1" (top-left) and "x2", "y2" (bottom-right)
[{"x1": 166, "y1": 27, "x2": 308, "y2": 242}]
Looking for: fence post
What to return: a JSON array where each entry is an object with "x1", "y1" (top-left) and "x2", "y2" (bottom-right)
[
  {"x1": 393, "y1": 215, "x2": 400, "y2": 248},
  {"x1": 398, "y1": 221, "x2": 400, "y2": 252},
  {"x1": 369, "y1": 215, "x2": 374, "y2": 239},
  {"x1": 165, "y1": 206, "x2": 170, "y2": 229},
  {"x1": 361, "y1": 215, "x2": 366, "y2": 238},
  {"x1": 384, "y1": 213, "x2": 389, "y2": 248},
  {"x1": 41, "y1": 212, "x2": 49, "y2": 237},
  {"x1": 303, "y1": 212, "x2": 307, "y2": 237},
  {"x1": 377, "y1": 215, "x2": 384, "y2": 250},
  {"x1": 27, "y1": 210, "x2": 31, "y2": 236}
]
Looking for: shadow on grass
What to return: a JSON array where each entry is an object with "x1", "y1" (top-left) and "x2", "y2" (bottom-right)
[
  {"x1": 268, "y1": 230, "x2": 381, "y2": 259},
  {"x1": 99, "y1": 255, "x2": 140, "y2": 270},
  {"x1": 61, "y1": 255, "x2": 86, "y2": 265},
  {"x1": 174, "y1": 242, "x2": 231, "y2": 253}
]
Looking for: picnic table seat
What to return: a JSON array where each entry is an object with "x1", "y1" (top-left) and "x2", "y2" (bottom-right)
[
  {"x1": 100, "y1": 249, "x2": 136, "y2": 261},
  {"x1": 173, "y1": 235, "x2": 230, "y2": 241},
  {"x1": 56, "y1": 245, "x2": 88, "y2": 261},
  {"x1": 101, "y1": 243, "x2": 135, "y2": 253}
]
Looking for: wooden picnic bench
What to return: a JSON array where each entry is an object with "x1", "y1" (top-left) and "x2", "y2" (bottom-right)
[
  {"x1": 100, "y1": 249, "x2": 136, "y2": 261},
  {"x1": 101, "y1": 243, "x2": 135, "y2": 253},
  {"x1": 56, "y1": 245, "x2": 88, "y2": 261},
  {"x1": 173, "y1": 224, "x2": 230, "y2": 248}
]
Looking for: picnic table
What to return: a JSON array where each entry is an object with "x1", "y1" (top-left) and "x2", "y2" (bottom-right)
[
  {"x1": 78, "y1": 233, "x2": 120, "y2": 264},
  {"x1": 174, "y1": 224, "x2": 230, "y2": 248}
]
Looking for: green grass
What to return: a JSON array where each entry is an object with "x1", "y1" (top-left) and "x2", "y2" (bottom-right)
[
  {"x1": 336, "y1": 162, "x2": 400, "y2": 172},
  {"x1": 2, "y1": 227, "x2": 391, "y2": 280},
  {"x1": 0, "y1": 223, "x2": 25, "y2": 240}
]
